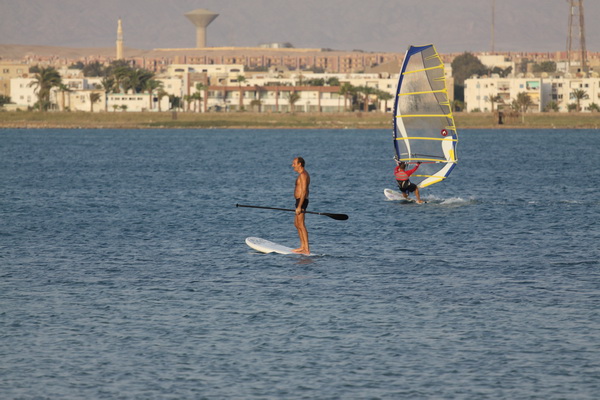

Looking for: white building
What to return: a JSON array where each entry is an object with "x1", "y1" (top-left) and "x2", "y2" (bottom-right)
[
  {"x1": 9, "y1": 76, "x2": 183, "y2": 112},
  {"x1": 465, "y1": 74, "x2": 600, "y2": 112},
  {"x1": 105, "y1": 77, "x2": 184, "y2": 112},
  {"x1": 465, "y1": 75, "x2": 543, "y2": 112},
  {"x1": 167, "y1": 64, "x2": 244, "y2": 79},
  {"x1": 227, "y1": 72, "x2": 398, "y2": 112},
  {"x1": 167, "y1": 64, "x2": 244, "y2": 89},
  {"x1": 10, "y1": 77, "x2": 104, "y2": 111},
  {"x1": 542, "y1": 76, "x2": 600, "y2": 112},
  {"x1": 10, "y1": 78, "x2": 37, "y2": 109}
]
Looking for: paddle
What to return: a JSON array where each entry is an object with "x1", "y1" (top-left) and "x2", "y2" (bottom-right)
[{"x1": 236, "y1": 204, "x2": 348, "y2": 221}]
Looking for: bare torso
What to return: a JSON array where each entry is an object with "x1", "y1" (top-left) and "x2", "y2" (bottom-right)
[{"x1": 295, "y1": 171, "x2": 310, "y2": 199}]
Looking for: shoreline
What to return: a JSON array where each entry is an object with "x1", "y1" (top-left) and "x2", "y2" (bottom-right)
[{"x1": 1, "y1": 111, "x2": 599, "y2": 130}]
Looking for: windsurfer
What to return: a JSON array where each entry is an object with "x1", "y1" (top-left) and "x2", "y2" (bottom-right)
[
  {"x1": 292, "y1": 157, "x2": 310, "y2": 255},
  {"x1": 394, "y1": 161, "x2": 423, "y2": 203}
]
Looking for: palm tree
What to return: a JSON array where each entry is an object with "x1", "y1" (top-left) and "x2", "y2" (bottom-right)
[
  {"x1": 256, "y1": 86, "x2": 267, "y2": 112},
  {"x1": 288, "y1": 91, "x2": 301, "y2": 113},
  {"x1": 89, "y1": 92, "x2": 101, "y2": 112},
  {"x1": 82, "y1": 61, "x2": 105, "y2": 77},
  {"x1": 250, "y1": 99, "x2": 262, "y2": 112},
  {"x1": 144, "y1": 79, "x2": 163, "y2": 111},
  {"x1": 195, "y1": 83, "x2": 209, "y2": 113},
  {"x1": 489, "y1": 94, "x2": 503, "y2": 112},
  {"x1": 112, "y1": 65, "x2": 131, "y2": 93},
  {"x1": 28, "y1": 66, "x2": 62, "y2": 111},
  {"x1": 377, "y1": 90, "x2": 394, "y2": 112},
  {"x1": 57, "y1": 84, "x2": 71, "y2": 111},
  {"x1": 191, "y1": 92, "x2": 203, "y2": 112},
  {"x1": 123, "y1": 69, "x2": 154, "y2": 94},
  {"x1": 275, "y1": 86, "x2": 280, "y2": 112},
  {"x1": 100, "y1": 76, "x2": 115, "y2": 112},
  {"x1": 157, "y1": 89, "x2": 168, "y2": 112},
  {"x1": 237, "y1": 75, "x2": 246, "y2": 111},
  {"x1": 316, "y1": 86, "x2": 322, "y2": 113},
  {"x1": 514, "y1": 92, "x2": 533, "y2": 123},
  {"x1": 339, "y1": 83, "x2": 353, "y2": 112},
  {"x1": 169, "y1": 95, "x2": 182, "y2": 111},
  {"x1": 183, "y1": 95, "x2": 193, "y2": 112},
  {"x1": 571, "y1": 89, "x2": 587, "y2": 112},
  {"x1": 356, "y1": 85, "x2": 375, "y2": 112}
]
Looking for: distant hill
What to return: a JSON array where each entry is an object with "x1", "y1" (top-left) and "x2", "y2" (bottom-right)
[{"x1": 0, "y1": 44, "x2": 138, "y2": 60}]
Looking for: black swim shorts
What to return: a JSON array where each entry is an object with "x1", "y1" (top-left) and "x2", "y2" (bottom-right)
[
  {"x1": 397, "y1": 180, "x2": 417, "y2": 193},
  {"x1": 295, "y1": 198, "x2": 309, "y2": 210}
]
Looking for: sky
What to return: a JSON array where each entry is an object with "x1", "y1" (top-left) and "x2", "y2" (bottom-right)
[{"x1": 1, "y1": 0, "x2": 598, "y2": 53}]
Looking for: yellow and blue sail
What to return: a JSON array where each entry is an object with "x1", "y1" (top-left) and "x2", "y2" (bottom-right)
[{"x1": 393, "y1": 44, "x2": 458, "y2": 188}]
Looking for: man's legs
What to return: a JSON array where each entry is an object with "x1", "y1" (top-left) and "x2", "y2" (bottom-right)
[
  {"x1": 293, "y1": 213, "x2": 310, "y2": 254},
  {"x1": 414, "y1": 187, "x2": 423, "y2": 203}
]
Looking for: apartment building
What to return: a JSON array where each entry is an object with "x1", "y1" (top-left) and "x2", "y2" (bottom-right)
[
  {"x1": 162, "y1": 49, "x2": 402, "y2": 74},
  {"x1": 543, "y1": 77, "x2": 600, "y2": 111},
  {"x1": 0, "y1": 63, "x2": 29, "y2": 98},
  {"x1": 11, "y1": 77, "x2": 104, "y2": 111},
  {"x1": 465, "y1": 75, "x2": 600, "y2": 112},
  {"x1": 465, "y1": 76, "x2": 542, "y2": 112}
]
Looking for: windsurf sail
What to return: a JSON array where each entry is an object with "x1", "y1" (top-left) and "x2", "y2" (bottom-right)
[{"x1": 393, "y1": 44, "x2": 458, "y2": 188}]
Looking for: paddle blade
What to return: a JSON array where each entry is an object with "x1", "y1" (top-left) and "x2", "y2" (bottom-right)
[{"x1": 325, "y1": 213, "x2": 349, "y2": 220}]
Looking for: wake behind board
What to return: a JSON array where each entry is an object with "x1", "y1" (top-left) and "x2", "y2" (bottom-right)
[{"x1": 245, "y1": 237, "x2": 295, "y2": 255}]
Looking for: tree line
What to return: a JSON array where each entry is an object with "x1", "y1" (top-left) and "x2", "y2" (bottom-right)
[{"x1": 25, "y1": 61, "x2": 164, "y2": 111}]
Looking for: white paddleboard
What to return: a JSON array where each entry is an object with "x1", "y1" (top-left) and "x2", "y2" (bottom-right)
[{"x1": 245, "y1": 237, "x2": 295, "y2": 255}]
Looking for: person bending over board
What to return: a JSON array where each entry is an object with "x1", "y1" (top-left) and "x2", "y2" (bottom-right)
[
  {"x1": 394, "y1": 161, "x2": 423, "y2": 204},
  {"x1": 292, "y1": 157, "x2": 310, "y2": 255}
]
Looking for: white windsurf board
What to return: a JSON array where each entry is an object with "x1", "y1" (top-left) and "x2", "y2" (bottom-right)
[
  {"x1": 384, "y1": 188, "x2": 425, "y2": 203},
  {"x1": 384, "y1": 188, "x2": 411, "y2": 201},
  {"x1": 245, "y1": 237, "x2": 296, "y2": 255}
]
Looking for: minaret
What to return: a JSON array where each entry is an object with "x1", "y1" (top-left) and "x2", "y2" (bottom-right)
[{"x1": 116, "y1": 18, "x2": 124, "y2": 60}]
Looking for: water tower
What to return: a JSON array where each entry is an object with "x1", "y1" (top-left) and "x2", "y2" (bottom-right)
[{"x1": 185, "y1": 9, "x2": 219, "y2": 48}]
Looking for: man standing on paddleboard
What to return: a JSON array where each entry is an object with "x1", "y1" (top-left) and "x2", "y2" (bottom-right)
[
  {"x1": 292, "y1": 157, "x2": 310, "y2": 255},
  {"x1": 394, "y1": 161, "x2": 423, "y2": 204}
]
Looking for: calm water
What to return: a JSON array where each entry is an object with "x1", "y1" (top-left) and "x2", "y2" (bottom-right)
[{"x1": 1, "y1": 128, "x2": 599, "y2": 399}]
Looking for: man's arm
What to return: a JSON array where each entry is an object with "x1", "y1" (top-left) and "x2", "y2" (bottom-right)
[{"x1": 405, "y1": 163, "x2": 421, "y2": 176}]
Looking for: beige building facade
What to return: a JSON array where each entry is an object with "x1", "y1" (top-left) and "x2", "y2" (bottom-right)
[{"x1": 0, "y1": 63, "x2": 29, "y2": 98}]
